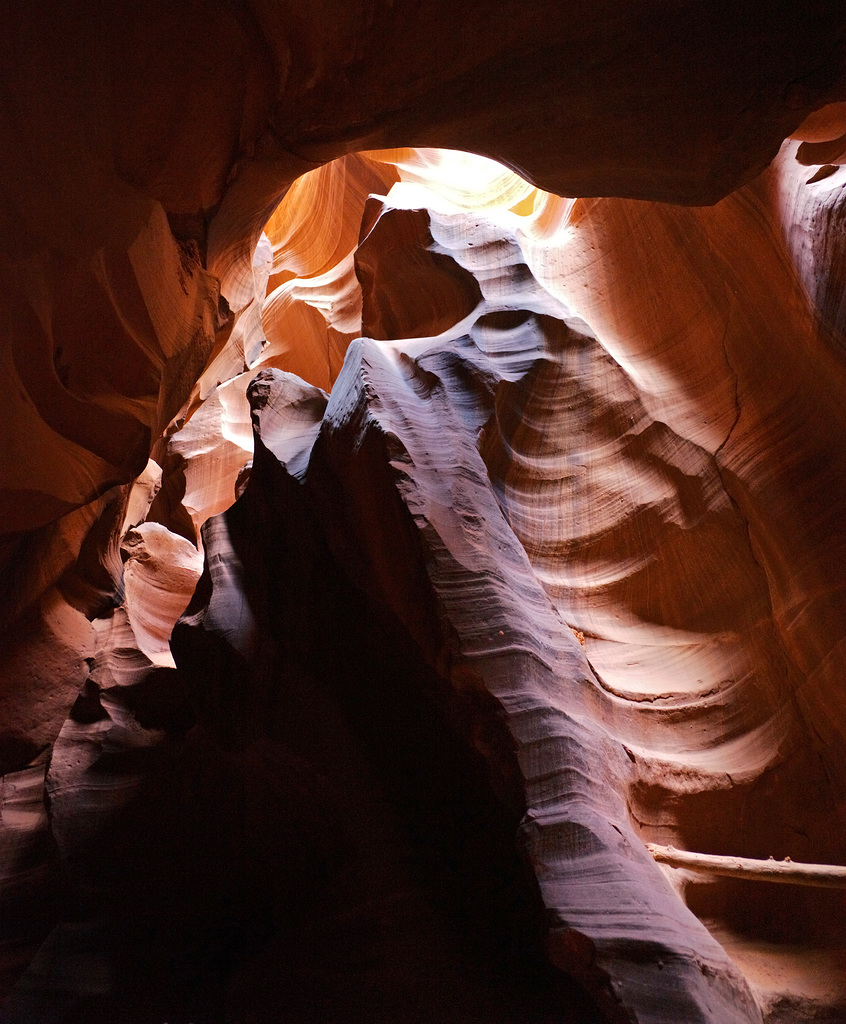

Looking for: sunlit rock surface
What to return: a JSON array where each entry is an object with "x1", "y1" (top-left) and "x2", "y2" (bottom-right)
[
  {"x1": 121, "y1": 523, "x2": 204, "y2": 668},
  {"x1": 2, "y1": 4, "x2": 846, "y2": 1021},
  {"x1": 2, "y1": 2, "x2": 844, "y2": 584},
  {"x1": 8, "y1": 149, "x2": 846, "y2": 1020}
]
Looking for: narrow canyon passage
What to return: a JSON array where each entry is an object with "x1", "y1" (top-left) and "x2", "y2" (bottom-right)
[
  {"x1": 2, "y1": 6, "x2": 846, "y2": 1022},
  {"x1": 4, "y1": 145, "x2": 846, "y2": 1022}
]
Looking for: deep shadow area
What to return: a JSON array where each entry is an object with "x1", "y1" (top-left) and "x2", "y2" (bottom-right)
[{"x1": 2, "y1": 431, "x2": 600, "y2": 1023}]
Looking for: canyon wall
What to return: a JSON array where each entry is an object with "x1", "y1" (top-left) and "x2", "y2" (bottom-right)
[{"x1": 2, "y1": 3, "x2": 846, "y2": 1022}]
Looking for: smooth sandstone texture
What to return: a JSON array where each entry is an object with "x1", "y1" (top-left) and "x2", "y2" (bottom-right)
[
  {"x1": 2, "y1": 4, "x2": 846, "y2": 1023},
  {"x1": 1, "y1": 2, "x2": 845, "y2": 583},
  {"x1": 9, "y1": 154, "x2": 846, "y2": 1020}
]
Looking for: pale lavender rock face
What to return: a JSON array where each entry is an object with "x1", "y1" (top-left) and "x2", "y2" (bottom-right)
[
  {"x1": 316, "y1": 333, "x2": 762, "y2": 1023},
  {"x1": 303, "y1": 195, "x2": 769, "y2": 1020}
]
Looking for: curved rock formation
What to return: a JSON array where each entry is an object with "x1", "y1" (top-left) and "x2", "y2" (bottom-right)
[
  {"x1": 2, "y1": 2, "x2": 844, "y2": 578},
  {"x1": 3, "y1": 5, "x2": 846, "y2": 1023}
]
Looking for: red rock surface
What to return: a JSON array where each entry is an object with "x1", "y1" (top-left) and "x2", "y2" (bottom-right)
[{"x1": 2, "y1": 4, "x2": 846, "y2": 1022}]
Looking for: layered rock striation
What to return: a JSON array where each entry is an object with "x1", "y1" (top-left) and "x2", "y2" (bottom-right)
[{"x1": 3, "y1": 4, "x2": 846, "y2": 1022}]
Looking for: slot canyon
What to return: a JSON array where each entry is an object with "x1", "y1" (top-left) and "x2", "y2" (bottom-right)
[{"x1": 3, "y1": 3, "x2": 846, "y2": 1022}]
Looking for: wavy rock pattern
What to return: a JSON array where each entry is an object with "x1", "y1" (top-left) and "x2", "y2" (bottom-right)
[
  {"x1": 314, "y1": 332, "x2": 761, "y2": 1022},
  {"x1": 4, "y1": 143, "x2": 846, "y2": 1021},
  {"x1": 1, "y1": 3, "x2": 843, "y2": 604},
  {"x1": 2, "y1": 6, "x2": 846, "y2": 1022},
  {"x1": 161, "y1": 173, "x2": 846, "y2": 1020}
]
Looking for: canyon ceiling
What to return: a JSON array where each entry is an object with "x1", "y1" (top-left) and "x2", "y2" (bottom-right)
[{"x1": 2, "y1": 3, "x2": 846, "y2": 1023}]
